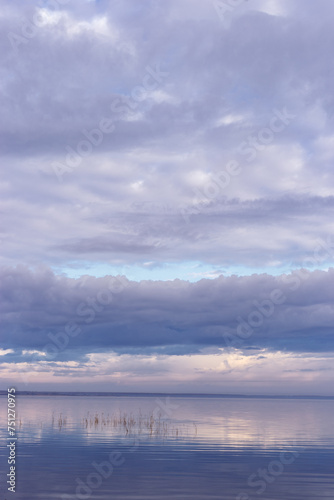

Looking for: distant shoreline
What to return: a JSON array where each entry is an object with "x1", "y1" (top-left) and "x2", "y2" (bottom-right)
[{"x1": 0, "y1": 391, "x2": 333, "y2": 399}]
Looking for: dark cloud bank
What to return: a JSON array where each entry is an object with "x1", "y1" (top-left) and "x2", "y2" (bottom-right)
[{"x1": 1, "y1": 266, "x2": 334, "y2": 362}]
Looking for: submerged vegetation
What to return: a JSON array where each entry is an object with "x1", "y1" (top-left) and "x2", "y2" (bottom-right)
[{"x1": 16, "y1": 409, "x2": 198, "y2": 437}]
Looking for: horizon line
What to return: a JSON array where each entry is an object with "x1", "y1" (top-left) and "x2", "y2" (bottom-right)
[{"x1": 1, "y1": 390, "x2": 334, "y2": 399}]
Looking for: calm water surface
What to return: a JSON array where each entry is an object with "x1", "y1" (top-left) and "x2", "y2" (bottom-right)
[{"x1": 0, "y1": 394, "x2": 333, "y2": 499}]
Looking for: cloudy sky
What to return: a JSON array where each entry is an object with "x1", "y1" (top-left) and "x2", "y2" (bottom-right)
[{"x1": 1, "y1": 0, "x2": 334, "y2": 394}]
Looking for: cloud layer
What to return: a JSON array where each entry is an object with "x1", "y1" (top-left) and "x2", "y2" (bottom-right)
[
  {"x1": 1, "y1": 0, "x2": 334, "y2": 274},
  {"x1": 1, "y1": 0, "x2": 334, "y2": 393},
  {"x1": 1, "y1": 265, "x2": 334, "y2": 393},
  {"x1": 1, "y1": 265, "x2": 334, "y2": 358}
]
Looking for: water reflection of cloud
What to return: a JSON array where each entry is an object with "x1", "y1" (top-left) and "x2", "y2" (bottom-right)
[{"x1": 1, "y1": 396, "x2": 333, "y2": 451}]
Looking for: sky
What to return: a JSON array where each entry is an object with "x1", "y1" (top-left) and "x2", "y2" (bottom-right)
[{"x1": 1, "y1": 0, "x2": 334, "y2": 395}]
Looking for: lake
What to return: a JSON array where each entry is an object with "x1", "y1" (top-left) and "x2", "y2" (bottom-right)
[{"x1": 0, "y1": 393, "x2": 334, "y2": 499}]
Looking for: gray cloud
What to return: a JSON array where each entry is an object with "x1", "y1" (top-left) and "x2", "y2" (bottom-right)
[
  {"x1": 1, "y1": 0, "x2": 334, "y2": 273},
  {"x1": 1, "y1": 266, "x2": 334, "y2": 362}
]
